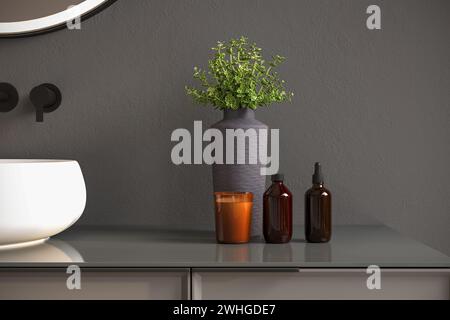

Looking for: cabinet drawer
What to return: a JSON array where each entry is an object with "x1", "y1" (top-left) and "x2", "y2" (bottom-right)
[
  {"x1": 192, "y1": 268, "x2": 450, "y2": 300},
  {"x1": 0, "y1": 268, "x2": 190, "y2": 300}
]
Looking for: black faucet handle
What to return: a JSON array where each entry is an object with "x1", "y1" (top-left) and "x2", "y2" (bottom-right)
[
  {"x1": 29, "y1": 83, "x2": 61, "y2": 122},
  {"x1": 0, "y1": 82, "x2": 19, "y2": 112}
]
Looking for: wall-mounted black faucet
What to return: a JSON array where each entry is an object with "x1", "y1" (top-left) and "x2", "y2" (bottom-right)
[
  {"x1": 0, "y1": 83, "x2": 19, "y2": 112},
  {"x1": 29, "y1": 83, "x2": 61, "y2": 122}
]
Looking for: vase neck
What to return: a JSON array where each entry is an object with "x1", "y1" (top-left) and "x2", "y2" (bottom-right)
[{"x1": 223, "y1": 108, "x2": 255, "y2": 120}]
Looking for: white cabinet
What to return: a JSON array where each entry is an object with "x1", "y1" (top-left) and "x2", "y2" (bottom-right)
[
  {"x1": 0, "y1": 268, "x2": 190, "y2": 300},
  {"x1": 1, "y1": 267, "x2": 449, "y2": 300},
  {"x1": 192, "y1": 268, "x2": 450, "y2": 300},
  {"x1": 1, "y1": 227, "x2": 449, "y2": 300}
]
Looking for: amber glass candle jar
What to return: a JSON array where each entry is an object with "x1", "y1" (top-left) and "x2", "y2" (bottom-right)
[{"x1": 214, "y1": 192, "x2": 253, "y2": 244}]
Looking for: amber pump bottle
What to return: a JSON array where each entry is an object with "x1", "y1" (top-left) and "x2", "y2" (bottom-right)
[
  {"x1": 263, "y1": 174, "x2": 293, "y2": 243},
  {"x1": 305, "y1": 163, "x2": 332, "y2": 243}
]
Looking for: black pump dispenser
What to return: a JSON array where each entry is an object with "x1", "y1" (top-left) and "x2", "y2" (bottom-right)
[
  {"x1": 312, "y1": 162, "x2": 324, "y2": 184},
  {"x1": 271, "y1": 173, "x2": 284, "y2": 182}
]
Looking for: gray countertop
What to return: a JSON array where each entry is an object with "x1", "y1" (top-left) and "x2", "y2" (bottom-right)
[{"x1": 0, "y1": 225, "x2": 449, "y2": 268}]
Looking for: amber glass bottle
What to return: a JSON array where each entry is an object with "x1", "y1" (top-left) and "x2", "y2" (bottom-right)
[
  {"x1": 263, "y1": 174, "x2": 293, "y2": 243},
  {"x1": 305, "y1": 163, "x2": 332, "y2": 243}
]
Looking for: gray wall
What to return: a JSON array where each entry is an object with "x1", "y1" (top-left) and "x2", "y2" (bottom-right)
[{"x1": 1, "y1": 0, "x2": 449, "y2": 254}]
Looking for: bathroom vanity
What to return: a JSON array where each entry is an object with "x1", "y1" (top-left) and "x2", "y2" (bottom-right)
[{"x1": 0, "y1": 225, "x2": 449, "y2": 300}]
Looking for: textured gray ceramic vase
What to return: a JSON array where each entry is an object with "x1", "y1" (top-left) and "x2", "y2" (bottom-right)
[{"x1": 211, "y1": 108, "x2": 268, "y2": 237}]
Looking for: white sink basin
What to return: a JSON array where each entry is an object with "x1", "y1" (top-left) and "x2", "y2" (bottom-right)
[{"x1": 0, "y1": 160, "x2": 86, "y2": 246}]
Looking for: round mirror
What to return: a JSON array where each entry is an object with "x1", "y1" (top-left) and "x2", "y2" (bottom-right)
[{"x1": 0, "y1": 0, "x2": 116, "y2": 37}]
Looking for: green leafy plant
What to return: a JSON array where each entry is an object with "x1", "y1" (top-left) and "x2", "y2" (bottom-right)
[{"x1": 186, "y1": 36, "x2": 293, "y2": 110}]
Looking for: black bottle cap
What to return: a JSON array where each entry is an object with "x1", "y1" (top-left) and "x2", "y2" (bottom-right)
[
  {"x1": 312, "y1": 162, "x2": 324, "y2": 184},
  {"x1": 271, "y1": 173, "x2": 284, "y2": 182}
]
